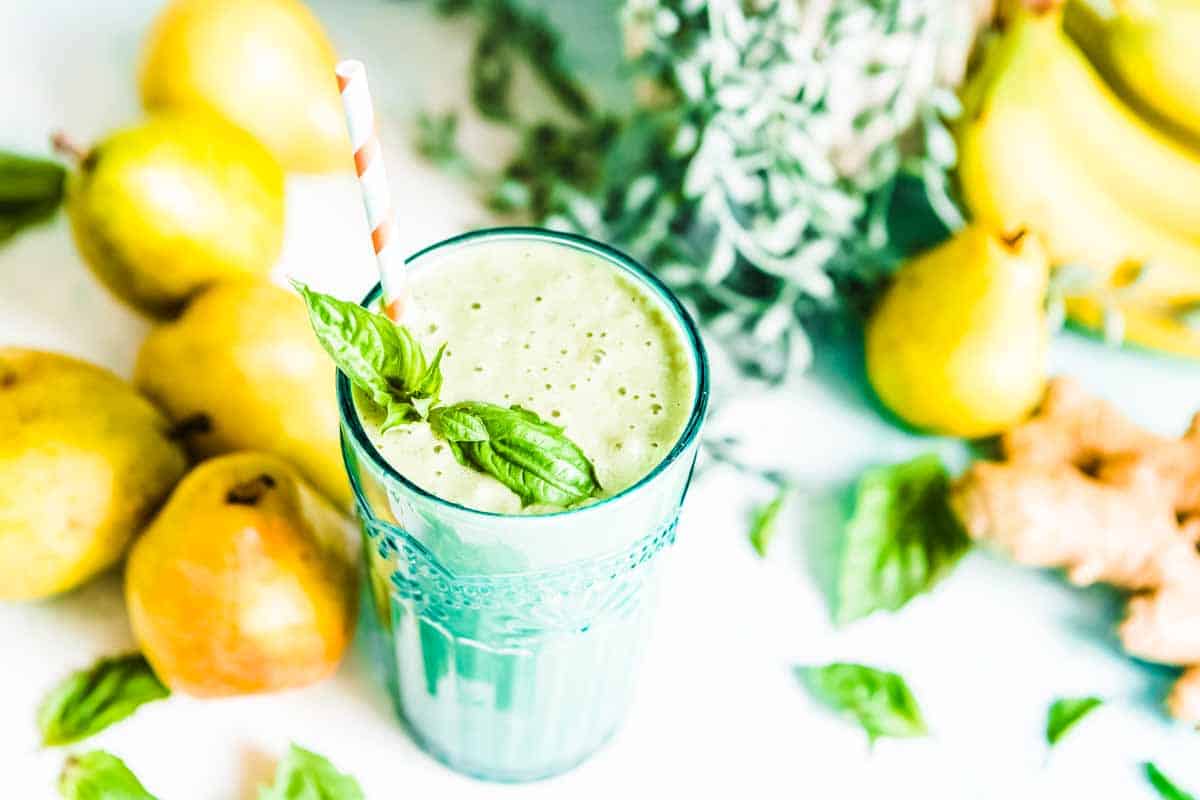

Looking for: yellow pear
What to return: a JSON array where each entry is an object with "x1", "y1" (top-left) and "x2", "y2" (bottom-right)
[
  {"x1": 141, "y1": 0, "x2": 350, "y2": 173},
  {"x1": 0, "y1": 349, "x2": 188, "y2": 600},
  {"x1": 134, "y1": 281, "x2": 349, "y2": 508},
  {"x1": 866, "y1": 225, "x2": 1050, "y2": 437},
  {"x1": 62, "y1": 113, "x2": 284, "y2": 317},
  {"x1": 126, "y1": 452, "x2": 357, "y2": 696}
]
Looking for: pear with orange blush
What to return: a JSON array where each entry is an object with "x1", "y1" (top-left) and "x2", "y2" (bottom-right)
[{"x1": 125, "y1": 452, "x2": 357, "y2": 697}]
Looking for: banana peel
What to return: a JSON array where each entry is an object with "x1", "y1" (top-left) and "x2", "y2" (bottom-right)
[{"x1": 1068, "y1": 298, "x2": 1200, "y2": 359}]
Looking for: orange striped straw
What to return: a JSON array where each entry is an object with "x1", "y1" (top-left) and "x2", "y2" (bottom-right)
[{"x1": 335, "y1": 59, "x2": 406, "y2": 321}]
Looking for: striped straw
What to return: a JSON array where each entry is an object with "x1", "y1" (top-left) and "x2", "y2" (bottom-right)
[{"x1": 335, "y1": 59, "x2": 406, "y2": 321}]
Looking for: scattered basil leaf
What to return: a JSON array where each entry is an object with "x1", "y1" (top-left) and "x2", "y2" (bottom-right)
[
  {"x1": 836, "y1": 453, "x2": 970, "y2": 625},
  {"x1": 259, "y1": 744, "x2": 365, "y2": 800},
  {"x1": 1145, "y1": 763, "x2": 1196, "y2": 800},
  {"x1": 291, "y1": 281, "x2": 443, "y2": 427},
  {"x1": 797, "y1": 662, "x2": 928, "y2": 743},
  {"x1": 749, "y1": 486, "x2": 790, "y2": 557},
  {"x1": 1045, "y1": 696, "x2": 1103, "y2": 747},
  {"x1": 59, "y1": 751, "x2": 158, "y2": 800},
  {"x1": 38, "y1": 654, "x2": 169, "y2": 746},
  {"x1": 0, "y1": 151, "x2": 66, "y2": 245},
  {"x1": 429, "y1": 401, "x2": 601, "y2": 507}
]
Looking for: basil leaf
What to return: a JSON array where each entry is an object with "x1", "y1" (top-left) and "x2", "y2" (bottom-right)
[
  {"x1": 797, "y1": 662, "x2": 928, "y2": 743},
  {"x1": 749, "y1": 486, "x2": 790, "y2": 557},
  {"x1": 429, "y1": 405, "x2": 490, "y2": 442},
  {"x1": 259, "y1": 743, "x2": 365, "y2": 800},
  {"x1": 429, "y1": 401, "x2": 602, "y2": 507},
  {"x1": 1145, "y1": 763, "x2": 1197, "y2": 800},
  {"x1": 836, "y1": 453, "x2": 970, "y2": 625},
  {"x1": 0, "y1": 151, "x2": 65, "y2": 245},
  {"x1": 1045, "y1": 696, "x2": 1103, "y2": 747},
  {"x1": 38, "y1": 654, "x2": 169, "y2": 746},
  {"x1": 59, "y1": 751, "x2": 158, "y2": 800},
  {"x1": 291, "y1": 281, "x2": 442, "y2": 423}
]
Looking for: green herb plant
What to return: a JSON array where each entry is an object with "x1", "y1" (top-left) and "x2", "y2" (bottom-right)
[
  {"x1": 57, "y1": 744, "x2": 366, "y2": 800},
  {"x1": 1145, "y1": 763, "x2": 1197, "y2": 800},
  {"x1": 38, "y1": 654, "x2": 169, "y2": 747},
  {"x1": 259, "y1": 744, "x2": 366, "y2": 800},
  {"x1": 294, "y1": 283, "x2": 601, "y2": 508},
  {"x1": 1045, "y1": 696, "x2": 1104, "y2": 748},
  {"x1": 797, "y1": 662, "x2": 928, "y2": 744},
  {"x1": 59, "y1": 751, "x2": 157, "y2": 800},
  {"x1": 421, "y1": 0, "x2": 974, "y2": 381},
  {"x1": 0, "y1": 150, "x2": 66, "y2": 245},
  {"x1": 748, "y1": 484, "x2": 790, "y2": 557},
  {"x1": 836, "y1": 453, "x2": 970, "y2": 625}
]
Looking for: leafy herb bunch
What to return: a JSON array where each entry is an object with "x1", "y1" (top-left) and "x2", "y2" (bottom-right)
[{"x1": 422, "y1": 0, "x2": 974, "y2": 381}]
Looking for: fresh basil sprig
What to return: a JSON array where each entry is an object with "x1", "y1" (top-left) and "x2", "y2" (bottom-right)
[
  {"x1": 430, "y1": 402, "x2": 602, "y2": 508},
  {"x1": 38, "y1": 654, "x2": 169, "y2": 747},
  {"x1": 1045, "y1": 696, "x2": 1103, "y2": 747},
  {"x1": 59, "y1": 751, "x2": 158, "y2": 800},
  {"x1": 292, "y1": 281, "x2": 445, "y2": 430},
  {"x1": 797, "y1": 662, "x2": 928, "y2": 743},
  {"x1": 836, "y1": 453, "x2": 970, "y2": 625},
  {"x1": 260, "y1": 743, "x2": 365, "y2": 800}
]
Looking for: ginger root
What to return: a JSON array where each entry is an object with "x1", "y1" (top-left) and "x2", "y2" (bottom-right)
[{"x1": 952, "y1": 377, "x2": 1200, "y2": 721}]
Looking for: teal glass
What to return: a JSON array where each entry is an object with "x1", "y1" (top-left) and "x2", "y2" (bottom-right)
[{"x1": 339, "y1": 228, "x2": 709, "y2": 783}]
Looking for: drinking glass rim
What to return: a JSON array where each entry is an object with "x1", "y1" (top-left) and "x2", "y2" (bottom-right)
[{"x1": 337, "y1": 225, "x2": 711, "y2": 521}]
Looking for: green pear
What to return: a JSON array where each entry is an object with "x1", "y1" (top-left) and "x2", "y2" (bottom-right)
[
  {"x1": 134, "y1": 281, "x2": 350, "y2": 508},
  {"x1": 866, "y1": 225, "x2": 1050, "y2": 437},
  {"x1": 140, "y1": 0, "x2": 350, "y2": 173},
  {"x1": 0, "y1": 349, "x2": 188, "y2": 600},
  {"x1": 61, "y1": 112, "x2": 284, "y2": 317}
]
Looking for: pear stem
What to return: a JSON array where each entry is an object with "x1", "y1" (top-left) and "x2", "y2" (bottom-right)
[
  {"x1": 226, "y1": 474, "x2": 277, "y2": 506},
  {"x1": 50, "y1": 131, "x2": 87, "y2": 164},
  {"x1": 168, "y1": 413, "x2": 213, "y2": 441}
]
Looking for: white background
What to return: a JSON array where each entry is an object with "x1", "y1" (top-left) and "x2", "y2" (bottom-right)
[{"x1": 4, "y1": 1, "x2": 1200, "y2": 797}]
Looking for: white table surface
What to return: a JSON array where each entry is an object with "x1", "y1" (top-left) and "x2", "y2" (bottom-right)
[{"x1": 5, "y1": 2, "x2": 1200, "y2": 797}]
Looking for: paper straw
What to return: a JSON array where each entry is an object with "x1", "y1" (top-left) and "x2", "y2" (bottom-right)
[{"x1": 335, "y1": 59, "x2": 406, "y2": 321}]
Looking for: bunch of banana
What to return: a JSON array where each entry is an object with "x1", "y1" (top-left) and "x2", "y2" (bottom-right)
[
  {"x1": 957, "y1": 0, "x2": 1200, "y2": 356},
  {"x1": 1065, "y1": 0, "x2": 1200, "y2": 147}
]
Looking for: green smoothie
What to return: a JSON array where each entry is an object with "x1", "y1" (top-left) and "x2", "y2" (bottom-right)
[{"x1": 355, "y1": 237, "x2": 696, "y2": 514}]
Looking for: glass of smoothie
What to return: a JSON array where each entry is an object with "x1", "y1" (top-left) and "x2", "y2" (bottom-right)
[{"x1": 339, "y1": 227, "x2": 708, "y2": 782}]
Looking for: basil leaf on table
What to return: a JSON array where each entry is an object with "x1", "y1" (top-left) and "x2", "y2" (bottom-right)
[
  {"x1": 749, "y1": 486, "x2": 790, "y2": 557},
  {"x1": 836, "y1": 453, "x2": 970, "y2": 625},
  {"x1": 0, "y1": 151, "x2": 66, "y2": 245},
  {"x1": 38, "y1": 654, "x2": 169, "y2": 746},
  {"x1": 259, "y1": 743, "x2": 365, "y2": 800},
  {"x1": 59, "y1": 751, "x2": 158, "y2": 800},
  {"x1": 1145, "y1": 763, "x2": 1197, "y2": 800},
  {"x1": 797, "y1": 662, "x2": 928, "y2": 743},
  {"x1": 430, "y1": 401, "x2": 602, "y2": 508},
  {"x1": 1045, "y1": 696, "x2": 1103, "y2": 747},
  {"x1": 292, "y1": 281, "x2": 444, "y2": 430}
]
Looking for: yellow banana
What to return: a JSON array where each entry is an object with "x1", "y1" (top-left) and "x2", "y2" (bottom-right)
[
  {"x1": 985, "y1": 4, "x2": 1200, "y2": 241},
  {"x1": 1068, "y1": 297, "x2": 1200, "y2": 358},
  {"x1": 1066, "y1": 0, "x2": 1200, "y2": 149},
  {"x1": 957, "y1": 4, "x2": 1200, "y2": 310}
]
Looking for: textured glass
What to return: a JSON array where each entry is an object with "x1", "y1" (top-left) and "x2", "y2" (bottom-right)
[{"x1": 340, "y1": 228, "x2": 709, "y2": 782}]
